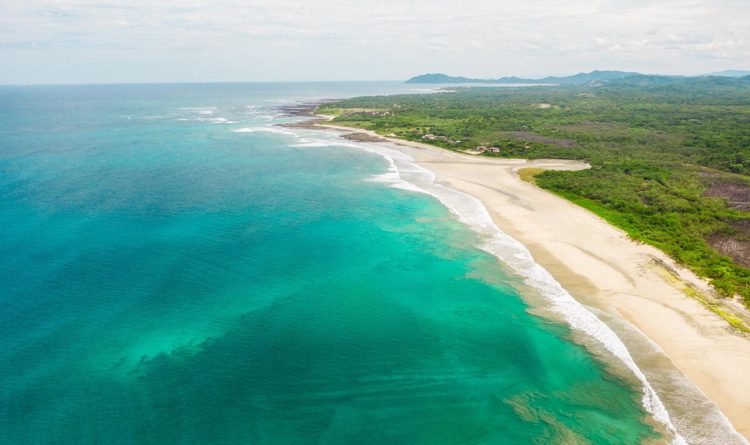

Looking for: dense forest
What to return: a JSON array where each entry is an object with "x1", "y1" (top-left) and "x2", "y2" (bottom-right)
[{"x1": 318, "y1": 76, "x2": 750, "y2": 311}]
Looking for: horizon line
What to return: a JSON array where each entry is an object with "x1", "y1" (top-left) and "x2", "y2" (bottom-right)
[{"x1": 3, "y1": 68, "x2": 749, "y2": 87}]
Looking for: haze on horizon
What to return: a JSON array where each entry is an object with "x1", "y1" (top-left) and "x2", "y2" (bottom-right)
[{"x1": 1, "y1": 0, "x2": 749, "y2": 85}]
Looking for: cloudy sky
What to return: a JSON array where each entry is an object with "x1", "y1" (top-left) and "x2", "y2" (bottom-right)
[{"x1": 1, "y1": 0, "x2": 749, "y2": 84}]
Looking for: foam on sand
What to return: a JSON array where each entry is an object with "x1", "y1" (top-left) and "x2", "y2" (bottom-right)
[{"x1": 343, "y1": 140, "x2": 689, "y2": 444}]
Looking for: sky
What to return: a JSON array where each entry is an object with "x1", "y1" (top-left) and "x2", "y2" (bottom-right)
[{"x1": 1, "y1": 0, "x2": 749, "y2": 84}]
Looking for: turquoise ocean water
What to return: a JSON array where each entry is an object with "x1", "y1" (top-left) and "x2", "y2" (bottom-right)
[{"x1": 0, "y1": 83, "x2": 663, "y2": 444}]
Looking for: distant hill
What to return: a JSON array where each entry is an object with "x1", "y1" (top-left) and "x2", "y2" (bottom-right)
[
  {"x1": 703, "y1": 69, "x2": 750, "y2": 78},
  {"x1": 407, "y1": 70, "x2": 750, "y2": 87},
  {"x1": 405, "y1": 73, "x2": 486, "y2": 84},
  {"x1": 605, "y1": 74, "x2": 683, "y2": 86},
  {"x1": 583, "y1": 74, "x2": 750, "y2": 91},
  {"x1": 406, "y1": 70, "x2": 641, "y2": 85}
]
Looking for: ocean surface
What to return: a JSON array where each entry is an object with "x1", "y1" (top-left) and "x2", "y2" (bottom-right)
[{"x1": 0, "y1": 82, "x2": 665, "y2": 444}]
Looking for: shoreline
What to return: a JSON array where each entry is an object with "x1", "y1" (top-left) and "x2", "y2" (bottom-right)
[{"x1": 311, "y1": 122, "x2": 750, "y2": 444}]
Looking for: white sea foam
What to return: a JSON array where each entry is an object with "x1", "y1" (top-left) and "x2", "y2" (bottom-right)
[
  {"x1": 289, "y1": 138, "x2": 360, "y2": 148},
  {"x1": 209, "y1": 117, "x2": 239, "y2": 124},
  {"x1": 339, "y1": 140, "x2": 691, "y2": 445},
  {"x1": 177, "y1": 107, "x2": 217, "y2": 116},
  {"x1": 231, "y1": 126, "x2": 298, "y2": 136},
  {"x1": 178, "y1": 107, "x2": 217, "y2": 111},
  {"x1": 289, "y1": 138, "x2": 333, "y2": 147},
  {"x1": 177, "y1": 117, "x2": 238, "y2": 124}
]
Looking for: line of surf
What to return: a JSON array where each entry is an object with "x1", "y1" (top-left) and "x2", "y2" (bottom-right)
[
  {"x1": 335, "y1": 137, "x2": 689, "y2": 445},
  {"x1": 236, "y1": 117, "x2": 747, "y2": 443}
]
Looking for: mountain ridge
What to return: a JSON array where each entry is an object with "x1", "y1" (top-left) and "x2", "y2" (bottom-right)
[
  {"x1": 406, "y1": 69, "x2": 750, "y2": 85},
  {"x1": 406, "y1": 70, "x2": 642, "y2": 85},
  {"x1": 703, "y1": 69, "x2": 750, "y2": 78}
]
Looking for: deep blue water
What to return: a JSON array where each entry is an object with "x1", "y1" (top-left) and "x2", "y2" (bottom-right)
[{"x1": 0, "y1": 83, "x2": 659, "y2": 444}]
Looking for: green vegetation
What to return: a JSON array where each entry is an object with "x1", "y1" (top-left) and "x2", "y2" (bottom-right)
[
  {"x1": 517, "y1": 167, "x2": 545, "y2": 184},
  {"x1": 319, "y1": 76, "x2": 750, "y2": 307}
]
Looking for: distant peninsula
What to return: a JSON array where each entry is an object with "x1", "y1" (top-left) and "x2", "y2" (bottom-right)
[
  {"x1": 704, "y1": 69, "x2": 750, "y2": 78},
  {"x1": 406, "y1": 69, "x2": 750, "y2": 85},
  {"x1": 406, "y1": 70, "x2": 641, "y2": 85}
]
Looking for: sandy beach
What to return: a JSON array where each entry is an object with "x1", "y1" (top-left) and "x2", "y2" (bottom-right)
[{"x1": 318, "y1": 123, "x2": 750, "y2": 444}]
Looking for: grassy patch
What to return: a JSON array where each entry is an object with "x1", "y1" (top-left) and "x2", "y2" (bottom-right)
[
  {"x1": 518, "y1": 167, "x2": 546, "y2": 184},
  {"x1": 652, "y1": 263, "x2": 750, "y2": 333}
]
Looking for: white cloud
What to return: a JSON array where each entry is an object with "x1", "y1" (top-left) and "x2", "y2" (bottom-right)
[{"x1": 1, "y1": 0, "x2": 748, "y2": 83}]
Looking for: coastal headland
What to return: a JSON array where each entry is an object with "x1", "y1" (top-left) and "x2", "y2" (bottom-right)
[{"x1": 308, "y1": 121, "x2": 750, "y2": 444}]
